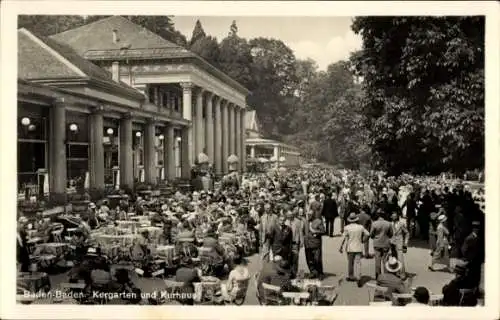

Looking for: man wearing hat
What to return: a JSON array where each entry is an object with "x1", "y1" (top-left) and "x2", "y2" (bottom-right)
[
  {"x1": 259, "y1": 203, "x2": 278, "y2": 262},
  {"x1": 257, "y1": 255, "x2": 299, "y2": 300},
  {"x1": 429, "y1": 214, "x2": 451, "y2": 272},
  {"x1": 376, "y1": 256, "x2": 411, "y2": 301},
  {"x1": 339, "y1": 213, "x2": 369, "y2": 281},
  {"x1": 461, "y1": 220, "x2": 483, "y2": 289},
  {"x1": 321, "y1": 192, "x2": 339, "y2": 237},
  {"x1": 441, "y1": 260, "x2": 478, "y2": 306}
]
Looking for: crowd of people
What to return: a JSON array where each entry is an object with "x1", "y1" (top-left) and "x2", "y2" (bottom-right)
[{"x1": 16, "y1": 166, "x2": 485, "y2": 306}]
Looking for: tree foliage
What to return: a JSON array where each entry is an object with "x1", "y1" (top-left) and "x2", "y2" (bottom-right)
[{"x1": 351, "y1": 16, "x2": 484, "y2": 175}]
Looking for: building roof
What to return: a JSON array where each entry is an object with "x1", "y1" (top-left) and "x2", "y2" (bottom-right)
[
  {"x1": 50, "y1": 16, "x2": 250, "y2": 95},
  {"x1": 18, "y1": 28, "x2": 144, "y2": 100},
  {"x1": 50, "y1": 16, "x2": 179, "y2": 55}
]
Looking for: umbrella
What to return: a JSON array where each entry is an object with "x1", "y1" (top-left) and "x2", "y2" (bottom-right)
[
  {"x1": 198, "y1": 153, "x2": 210, "y2": 164},
  {"x1": 258, "y1": 157, "x2": 268, "y2": 163},
  {"x1": 227, "y1": 154, "x2": 239, "y2": 163},
  {"x1": 270, "y1": 156, "x2": 278, "y2": 162},
  {"x1": 279, "y1": 156, "x2": 286, "y2": 162}
]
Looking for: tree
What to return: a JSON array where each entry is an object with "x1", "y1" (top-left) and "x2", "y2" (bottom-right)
[
  {"x1": 351, "y1": 16, "x2": 484, "y2": 175},
  {"x1": 18, "y1": 15, "x2": 86, "y2": 35},
  {"x1": 218, "y1": 21, "x2": 255, "y2": 90},
  {"x1": 229, "y1": 20, "x2": 238, "y2": 37},
  {"x1": 125, "y1": 16, "x2": 187, "y2": 47},
  {"x1": 189, "y1": 20, "x2": 206, "y2": 46}
]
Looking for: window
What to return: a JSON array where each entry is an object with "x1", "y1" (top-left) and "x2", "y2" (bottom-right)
[
  {"x1": 67, "y1": 144, "x2": 89, "y2": 189},
  {"x1": 148, "y1": 86, "x2": 156, "y2": 104},
  {"x1": 173, "y1": 96, "x2": 180, "y2": 112},
  {"x1": 162, "y1": 92, "x2": 169, "y2": 108}
]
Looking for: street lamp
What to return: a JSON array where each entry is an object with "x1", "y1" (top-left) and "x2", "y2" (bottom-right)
[
  {"x1": 21, "y1": 117, "x2": 31, "y2": 126},
  {"x1": 158, "y1": 134, "x2": 164, "y2": 140},
  {"x1": 135, "y1": 131, "x2": 142, "y2": 138},
  {"x1": 176, "y1": 136, "x2": 182, "y2": 142},
  {"x1": 106, "y1": 128, "x2": 114, "y2": 136},
  {"x1": 69, "y1": 123, "x2": 78, "y2": 132}
]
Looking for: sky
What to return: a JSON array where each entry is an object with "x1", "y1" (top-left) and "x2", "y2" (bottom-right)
[{"x1": 171, "y1": 16, "x2": 362, "y2": 71}]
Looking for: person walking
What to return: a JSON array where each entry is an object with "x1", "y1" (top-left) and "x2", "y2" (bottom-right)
[
  {"x1": 321, "y1": 192, "x2": 339, "y2": 237},
  {"x1": 259, "y1": 203, "x2": 277, "y2": 263},
  {"x1": 304, "y1": 211, "x2": 325, "y2": 279},
  {"x1": 429, "y1": 214, "x2": 451, "y2": 272},
  {"x1": 370, "y1": 211, "x2": 393, "y2": 279},
  {"x1": 357, "y1": 205, "x2": 373, "y2": 259},
  {"x1": 461, "y1": 220, "x2": 483, "y2": 289},
  {"x1": 339, "y1": 213, "x2": 369, "y2": 281},
  {"x1": 286, "y1": 210, "x2": 305, "y2": 278},
  {"x1": 269, "y1": 214, "x2": 293, "y2": 263},
  {"x1": 390, "y1": 212, "x2": 409, "y2": 275}
]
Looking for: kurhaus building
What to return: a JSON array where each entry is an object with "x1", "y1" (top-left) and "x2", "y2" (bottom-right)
[{"x1": 17, "y1": 16, "x2": 249, "y2": 201}]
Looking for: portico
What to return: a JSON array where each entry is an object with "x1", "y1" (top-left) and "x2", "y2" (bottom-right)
[{"x1": 50, "y1": 16, "x2": 250, "y2": 178}]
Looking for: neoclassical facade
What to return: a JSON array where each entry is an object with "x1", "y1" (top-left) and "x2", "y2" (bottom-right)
[{"x1": 17, "y1": 16, "x2": 250, "y2": 200}]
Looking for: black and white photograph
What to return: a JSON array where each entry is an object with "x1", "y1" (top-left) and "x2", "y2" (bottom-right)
[{"x1": 1, "y1": 1, "x2": 499, "y2": 320}]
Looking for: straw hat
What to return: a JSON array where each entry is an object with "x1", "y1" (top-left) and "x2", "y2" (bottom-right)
[
  {"x1": 437, "y1": 214, "x2": 447, "y2": 222},
  {"x1": 385, "y1": 256, "x2": 402, "y2": 273},
  {"x1": 347, "y1": 212, "x2": 359, "y2": 223}
]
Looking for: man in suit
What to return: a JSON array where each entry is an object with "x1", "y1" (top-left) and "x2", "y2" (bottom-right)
[
  {"x1": 17, "y1": 218, "x2": 31, "y2": 272},
  {"x1": 390, "y1": 213, "x2": 409, "y2": 274},
  {"x1": 357, "y1": 205, "x2": 373, "y2": 259},
  {"x1": 321, "y1": 192, "x2": 339, "y2": 237},
  {"x1": 269, "y1": 214, "x2": 293, "y2": 263},
  {"x1": 259, "y1": 203, "x2": 278, "y2": 262},
  {"x1": 461, "y1": 221, "x2": 483, "y2": 289},
  {"x1": 285, "y1": 210, "x2": 305, "y2": 278},
  {"x1": 370, "y1": 211, "x2": 393, "y2": 279},
  {"x1": 304, "y1": 211, "x2": 326, "y2": 279}
]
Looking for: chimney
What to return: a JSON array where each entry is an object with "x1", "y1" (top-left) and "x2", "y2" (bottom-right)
[
  {"x1": 112, "y1": 62, "x2": 120, "y2": 82},
  {"x1": 112, "y1": 29, "x2": 119, "y2": 43}
]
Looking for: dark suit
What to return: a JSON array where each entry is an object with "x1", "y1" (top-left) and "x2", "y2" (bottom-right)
[
  {"x1": 461, "y1": 232, "x2": 482, "y2": 288},
  {"x1": 370, "y1": 218, "x2": 393, "y2": 278},
  {"x1": 357, "y1": 212, "x2": 372, "y2": 256},
  {"x1": 269, "y1": 224, "x2": 293, "y2": 262},
  {"x1": 175, "y1": 267, "x2": 201, "y2": 305},
  {"x1": 17, "y1": 230, "x2": 31, "y2": 272},
  {"x1": 322, "y1": 198, "x2": 338, "y2": 236}
]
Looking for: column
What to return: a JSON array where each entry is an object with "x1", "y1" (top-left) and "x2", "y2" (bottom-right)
[
  {"x1": 214, "y1": 97, "x2": 223, "y2": 175},
  {"x1": 89, "y1": 106, "x2": 104, "y2": 190},
  {"x1": 49, "y1": 99, "x2": 67, "y2": 199},
  {"x1": 180, "y1": 82, "x2": 194, "y2": 169},
  {"x1": 229, "y1": 103, "x2": 236, "y2": 157},
  {"x1": 234, "y1": 105, "x2": 243, "y2": 172},
  {"x1": 205, "y1": 92, "x2": 214, "y2": 164},
  {"x1": 235, "y1": 106, "x2": 241, "y2": 172},
  {"x1": 164, "y1": 124, "x2": 175, "y2": 181},
  {"x1": 181, "y1": 127, "x2": 190, "y2": 178},
  {"x1": 119, "y1": 113, "x2": 133, "y2": 189},
  {"x1": 195, "y1": 88, "x2": 204, "y2": 155},
  {"x1": 221, "y1": 100, "x2": 229, "y2": 174},
  {"x1": 240, "y1": 108, "x2": 246, "y2": 173},
  {"x1": 250, "y1": 146, "x2": 255, "y2": 158},
  {"x1": 144, "y1": 119, "x2": 156, "y2": 184}
]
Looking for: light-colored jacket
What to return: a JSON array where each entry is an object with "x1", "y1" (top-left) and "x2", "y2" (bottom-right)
[
  {"x1": 259, "y1": 213, "x2": 277, "y2": 244},
  {"x1": 390, "y1": 220, "x2": 408, "y2": 249}
]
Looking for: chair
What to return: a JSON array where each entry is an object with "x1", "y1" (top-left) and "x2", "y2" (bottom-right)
[
  {"x1": 392, "y1": 293, "x2": 414, "y2": 306},
  {"x1": 261, "y1": 283, "x2": 285, "y2": 305},
  {"x1": 366, "y1": 282, "x2": 389, "y2": 303},
  {"x1": 282, "y1": 291, "x2": 310, "y2": 305},
  {"x1": 459, "y1": 288, "x2": 476, "y2": 306},
  {"x1": 429, "y1": 294, "x2": 444, "y2": 306}
]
